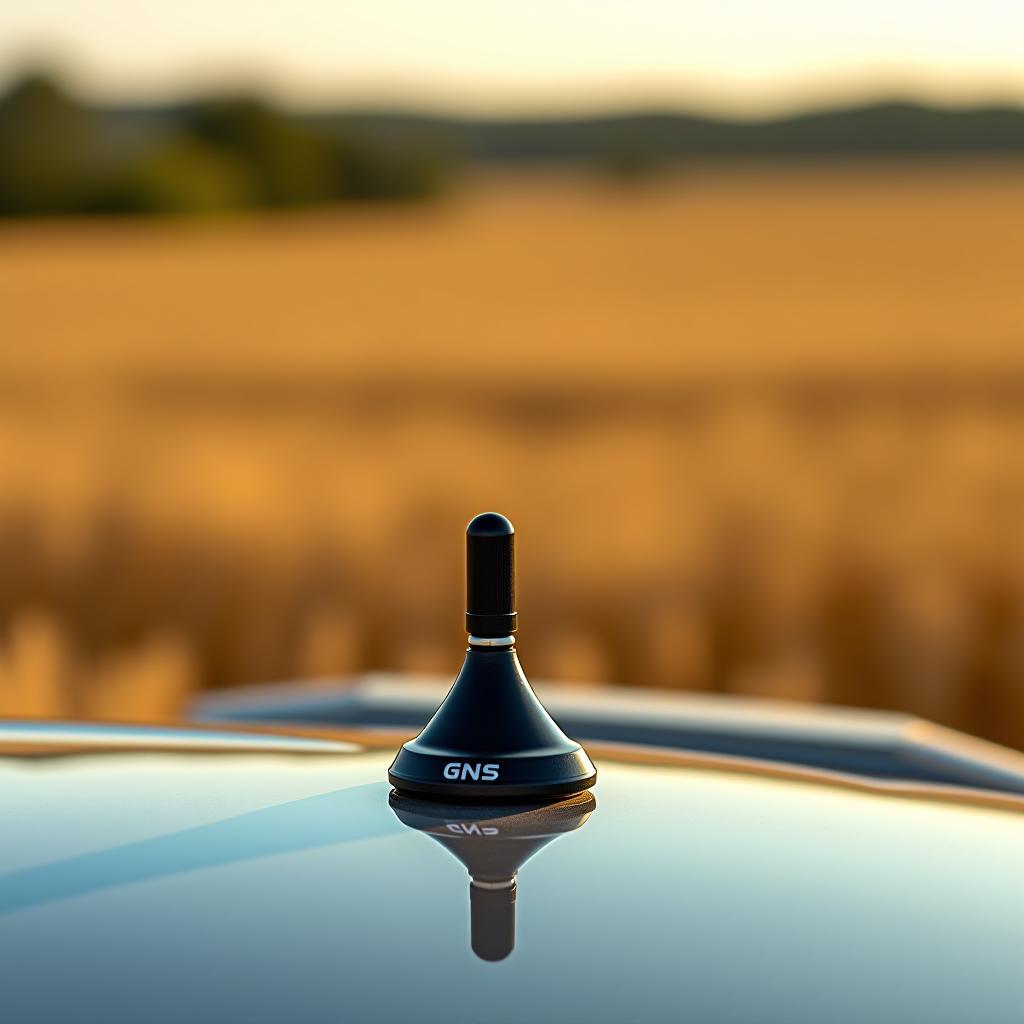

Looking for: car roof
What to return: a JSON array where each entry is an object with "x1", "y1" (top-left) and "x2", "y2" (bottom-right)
[
  {"x1": 1, "y1": 721, "x2": 1022, "y2": 1023},
  {"x1": 194, "y1": 673, "x2": 1024, "y2": 795}
]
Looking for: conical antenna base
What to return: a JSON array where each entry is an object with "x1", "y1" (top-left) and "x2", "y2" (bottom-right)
[{"x1": 388, "y1": 513, "x2": 597, "y2": 800}]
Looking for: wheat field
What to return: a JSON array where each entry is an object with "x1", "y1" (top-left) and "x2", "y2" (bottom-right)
[{"x1": 2, "y1": 163, "x2": 1024, "y2": 744}]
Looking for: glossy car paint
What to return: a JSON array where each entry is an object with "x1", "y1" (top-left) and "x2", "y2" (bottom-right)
[{"x1": 1, "y1": 723, "x2": 1022, "y2": 1023}]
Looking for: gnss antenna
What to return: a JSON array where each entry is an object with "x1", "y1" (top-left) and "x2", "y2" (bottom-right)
[{"x1": 388, "y1": 513, "x2": 597, "y2": 800}]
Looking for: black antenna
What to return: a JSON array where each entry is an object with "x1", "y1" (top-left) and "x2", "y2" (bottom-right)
[
  {"x1": 465, "y1": 513, "x2": 516, "y2": 639},
  {"x1": 388, "y1": 513, "x2": 597, "y2": 800}
]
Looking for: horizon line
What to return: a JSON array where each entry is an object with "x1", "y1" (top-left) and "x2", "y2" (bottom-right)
[
  {"x1": 4, "y1": 59, "x2": 1024, "y2": 122},
  {"x1": 6, "y1": 69, "x2": 1024, "y2": 125}
]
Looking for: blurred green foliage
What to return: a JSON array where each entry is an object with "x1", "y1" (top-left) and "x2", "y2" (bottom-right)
[
  {"x1": 98, "y1": 140, "x2": 256, "y2": 214},
  {"x1": 183, "y1": 99, "x2": 336, "y2": 207},
  {"x1": 0, "y1": 74, "x2": 101, "y2": 215},
  {"x1": 0, "y1": 74, "x2": 450, "y2": 216}
]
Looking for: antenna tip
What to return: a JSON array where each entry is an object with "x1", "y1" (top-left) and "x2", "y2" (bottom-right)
[{"x1": 467, "y1": 512, "x2": 514, "y2": 538}]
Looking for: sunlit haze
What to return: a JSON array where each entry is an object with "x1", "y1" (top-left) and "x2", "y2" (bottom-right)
[{"x1": 2, "y1": 0, "x2": 1024, "y2": 114}]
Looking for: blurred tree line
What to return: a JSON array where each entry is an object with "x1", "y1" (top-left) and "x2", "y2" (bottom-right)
[
  {"x1": 0, "y1": 73, "x2": 449, "y2": 216},
  {"x1": 3, "y1": 70, "x2": 1024, "y2": 216}
]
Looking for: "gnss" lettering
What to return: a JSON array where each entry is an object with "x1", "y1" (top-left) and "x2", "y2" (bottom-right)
[{"x1": 443, "y1": 762, "x2": 500, "y2": 781}]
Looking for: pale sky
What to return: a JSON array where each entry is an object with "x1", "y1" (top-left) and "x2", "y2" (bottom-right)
[{"x1": 2, "y1": 0, "x2": 1024, "y2": 116}]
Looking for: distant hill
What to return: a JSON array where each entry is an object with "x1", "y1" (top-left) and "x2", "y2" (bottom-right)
[{"x1": 312, "y1": 103, "x2": 1024, "y2": 164}]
